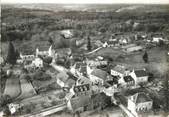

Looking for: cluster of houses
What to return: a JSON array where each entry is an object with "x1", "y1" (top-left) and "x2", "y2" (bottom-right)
[
  {"x1": 4, "y1": 41, "x2": 155, "y2": 116},
  {"x1": 94, "y1": 33, "x2": 168, "y2": 54},
  {"x1": 16, "y1": 45, "x2": 57, "y2": 71},
  {"x1": 56, "y1": 55, "x2": 153, "y2": 114}
]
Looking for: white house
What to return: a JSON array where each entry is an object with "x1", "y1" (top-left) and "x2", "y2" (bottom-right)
[
  {"x1": 76, "y1": 76, "x2": 92, "y2": 86},
  {"x1": 0, "y1": 56, "x2": 4, "y2": 65},
  {"x1": 89, "y1": 69, "x2": 109, "y2": 85},
  {"x1": 111, "y1": 65, "x2": 129, "y2": 78},
  {"x1": 128, "y1": 92, "x2": 153, "y2": 114},
  {"x1": 32, "y1": 57, "x2": 43, "y2": 68},
  {"x1": 56, "y1": 72, "x2": 75, "y2": 88},
  {"x1": 20, "y1": 53, "x2": 35, "y2": 61},
  {"x1": 123, "y1": 75, "x2": 135, "y2": 87},
  {"x1": 36, "y1": 45, "x2": 54, "y2": 57},
  {"x1": 60, "y1": 30, "x2": 73, "y2": 39},
  {"x1": 70, "y1": 62, "x2": 87, "y2": 77},
  {"x1": 124, "y1": 46, "x2": 143, "y2": 53},
  {"x1": 129, "y1": 69, "x2": 148, "y2": 84},
  {"x1": 152, "y1": 37, "x2": 164, "y2": 43}
]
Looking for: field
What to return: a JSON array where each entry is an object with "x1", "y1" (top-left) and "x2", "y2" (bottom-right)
[
  {"x1": 3, "y1": 76, "x2": 21, "y2": 99},
  {"x1": 17, "y1": 77, "x2": 37, "y2": 100}
]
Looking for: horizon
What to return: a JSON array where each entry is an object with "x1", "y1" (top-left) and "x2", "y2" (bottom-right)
[{"x1": 2, "y1": 0, "x2": 169, "y2": 4}]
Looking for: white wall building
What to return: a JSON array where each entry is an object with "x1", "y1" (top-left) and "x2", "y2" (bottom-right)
[
  {"x1": 32, "y1": 57, "x2": 43, "y2": 68},
  {"x1": 36, "y1": 45, "x2": 54, "y2": 57},
  {"x1": 111, "y1": 65, "x2": 129, "y2": 78},
  {"x1": 20, "y1": 53, "x2": 35, "y2": 61},
  {"x1": 128, "y1": 92, "x2": 153, "y2": 114},
  {"x1": 129, "y1": 69, "x2": 148, "y2": 84}
]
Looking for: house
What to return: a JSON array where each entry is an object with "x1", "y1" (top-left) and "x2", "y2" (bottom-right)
[
  {"x1": 76, "y1": 76, "x2": 92, "y2": 86},
  {"x1": 67, "y1": 95, "x2": 91, "y2": 113},
  {"x1": 32, "y1": 57, "x2": 43, "y2": 68},
  {"x1": 152, "y1": 36, "x2": 164, "y2": 43},
  {"x1": 95, "y1": 40, "x2": 104, "y2": 47},
  {"x1": 128, "y1": 92, "x2": 153, "y2": 114},
  {"x1": 67, "y1": 92, "x2": 111, "y2": 113},
  {"x1": 20, "y1": 53, "x2": 35, "y2": 61},
  {"x1": 119, "y1": 38, "x2": 128, "y2": 45},
  {"x1": 124, "y1": 46, "x2": 143, "y2": 53},
  {"x1": 111, "y1": 65, "x2": 129, "y2": 78},
  {"x1": 89, "y1": 69, "x2": 109, "y2": 85},
  {"x1": 71, "y1": 84, "x2": 91, "y2": 97},
  {"x1": 0, "y1": 56, "x2": 4, "y2": 65},
  {"x1": 16, "y1": 59, "x2": 24, "y2": 64},
  {"x1": 129, "y1": 69, "x2": 148, "y2": 84},
  {"x1": 86, "y1": 60, "x2": 108, "y2": 75},
  {"x1": 123, "y1": 75, "x2": 135, "y2": 87},
  {"x1": 60, "y1": 30, "x2": 73, "y2": 39},
  {"x1": 103, "y1": 38, "x2": 118, "y2": 47},
  {"x1": 56, "y1": 72, "x2": 76, "y2": 88},
  {"x1": 36, "y1": 45, "x2": 54, "y2": 57},
  {"x1": 70, "y1": 62, "x2": 87, "y2": 77}
]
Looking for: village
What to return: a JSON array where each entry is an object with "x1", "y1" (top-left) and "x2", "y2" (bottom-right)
[{"x1": 0, "y1": 28, "x2": 169, "y2": 117}]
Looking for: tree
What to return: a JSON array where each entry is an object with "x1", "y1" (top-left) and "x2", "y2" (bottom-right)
[
  {"x1": 6, "y1": 41, "x2": 17, "y2": 65},
  {"x1": 0, "y1": 95, "x2": 12, "y2": 107},
  {"x1": 43, "y1": 57, "x2": 53, "y2": 64},
  {"x1": 48, "y1": 37, "x2": 53, "y2": 45},
  {"x1": 143, "y1": 51, "x2": 148, "y2": 63},
  {"x1": 87, "y1": 36, "x2": 91, "y2": 51},
  {"x1": 164, "y1": 74, "x2": 169, "y2": 112}
]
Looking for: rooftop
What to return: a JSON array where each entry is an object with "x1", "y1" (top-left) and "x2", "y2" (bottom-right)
[
  {"x1": 91, "y1": 69, "x2": 108, "y2": 80},
  {"x1": 73, "y1": 84, "x2": 90, "y2": 93},
  {"x1": 130, "y1": 92, "x2": 152, "y2": 104},
  {"x1": 134, "y1": 70, "x2": 148, "y2": 77},
  {"x1": 123, "y1": 75, "x2": 134, "y2": 82},
  {"x1": 112, "y1": 65, "x2": 127, "y2": 74},
  {"x1": 74, "y1": 62, "x2": 86, "y2": 69}
]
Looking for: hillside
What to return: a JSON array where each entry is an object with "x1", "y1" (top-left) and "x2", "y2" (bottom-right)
[{"x1": 1, "y1": 4, "x2": 169, "y2": 56}]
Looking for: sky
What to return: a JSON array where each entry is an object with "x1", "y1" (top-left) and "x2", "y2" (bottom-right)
[{"x1": 2, "y1": 0, "x2": 169, "y2": 4}]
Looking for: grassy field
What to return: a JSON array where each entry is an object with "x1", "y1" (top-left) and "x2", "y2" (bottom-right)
[
  {"x1": 94, "y1": 46, "x2": 169, "y2": 77},
  {"x1": 16, "y1": 76, "x2": 37, "y2": 100},
  {"x1": 3, "y1": 75, "x2": 21, "y2": 99}
]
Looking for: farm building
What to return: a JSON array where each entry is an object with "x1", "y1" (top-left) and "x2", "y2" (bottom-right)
[{"x1": 123, "y1": 45, "x2": 143, "y2": 53}]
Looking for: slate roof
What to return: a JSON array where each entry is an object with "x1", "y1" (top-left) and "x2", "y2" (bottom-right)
[
  {"x1": 73, "y1": 84, "x2": 90, "y2": 93},
  {"x1": 134, "y1": 70, "x2": 148, "y2": 77},
  {"x1": 70, "y1": 95, "x2": 91, "y2": 110},
  {"x1": 131, "y1": 92, "x2": 152, "y2": 104},
  {"x1": 79, "y1": 66, "x2": 87, "y2": 74},
  {"x1": 74, "y1": 62, "x2": 86, "y2": 69},
  {"x1": 57, "y1": 72, "x2": 76, "y2": 87},
  {"x1": 77, "y1": 76, "x2": 92, "y2": 85},
  {"x1": 91, "y1": 69, "x2": 108, "y2": 80},
  {"x1": 37, "y1": 46, "x2": 50, "y2": 51},
  {"x1": 123, "y1": 76, "x2": 134, "y2": 82}
]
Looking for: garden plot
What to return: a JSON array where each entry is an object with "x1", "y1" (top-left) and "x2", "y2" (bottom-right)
[{"x1": 3, "y1": 76, "x2": 21, "y2": 99}]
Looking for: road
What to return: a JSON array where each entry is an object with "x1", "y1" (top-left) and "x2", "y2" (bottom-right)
[{"x1": 23, "y1": 103, "x2": 67, "y2": 117}]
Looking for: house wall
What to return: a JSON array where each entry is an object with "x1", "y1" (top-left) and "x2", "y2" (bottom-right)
[
  {"x1": 136, "y1": 101, "x2": 153, "y2": 112},
  {"x1": 111, "y1": 70, "x2": 123, "y2": 78},
  {"x1": 128, "y1": 99, "x2": 136, "y2": 113},
  {"x1": 137, "y1": 76, "x2": 148, "y2": 83},
  {"x1": 130, "y1": 72, "x2": 148, "y2": 84},
  {"x1": 89, "y1": 75, "x2": 103, "y2": 85},
  {"x1": 57, "y1": 79, "x2": 65, "y2": 87},
  {"x1": 126, "y1": 46, "x2": 143, "y2": 52}
]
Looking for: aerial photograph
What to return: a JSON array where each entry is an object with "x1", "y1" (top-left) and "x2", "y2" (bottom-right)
[{"x1": 0, "y1": 0, "x2": 169, "y2": 116}]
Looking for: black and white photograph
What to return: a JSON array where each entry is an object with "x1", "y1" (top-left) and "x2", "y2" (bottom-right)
[{"x1": 0, "y1": 0, "x2": 169, "y2": 116}]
